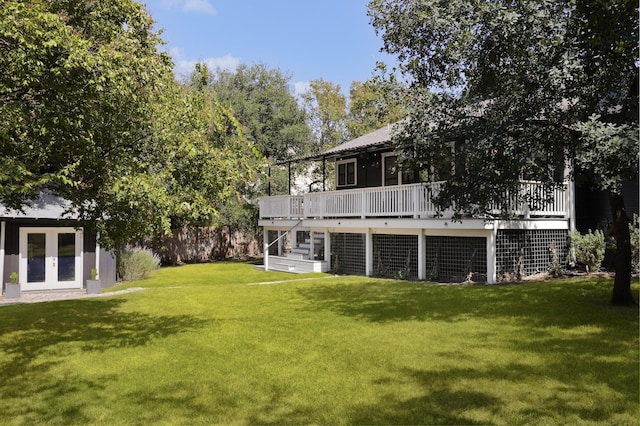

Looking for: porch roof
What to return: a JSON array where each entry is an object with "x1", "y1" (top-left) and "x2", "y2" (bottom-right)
[{"x1": 273, "y1": 122, "x2": 401, "y2": 165}]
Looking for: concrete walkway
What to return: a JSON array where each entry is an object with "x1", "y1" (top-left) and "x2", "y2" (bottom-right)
[{"x1": 0, "y1": 287, "x2": 145, "y2": 306}]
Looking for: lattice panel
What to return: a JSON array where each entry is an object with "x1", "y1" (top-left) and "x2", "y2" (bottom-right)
[
  {"x1": 330, "y1": 233, "x2": 366, "y2": 275},
  {"x1": 496, "y1": 229, "x2": 569, "y2": 279},
  {"x1": 425, "y1": 236, "x2": 487, "y2": 282},
  {"x1": 372, "y1": 234, "x2": 419, "y2": 280}
]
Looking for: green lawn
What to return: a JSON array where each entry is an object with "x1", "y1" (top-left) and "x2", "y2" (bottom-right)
[{"x1": 0, "y1": 263, "x2": 638, "y2": 425}]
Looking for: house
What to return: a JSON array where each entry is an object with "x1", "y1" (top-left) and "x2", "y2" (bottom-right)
[
  {"x1": 0, "y1": 192, "x2": 117, "y2": 293},
  {"x1": 258, "y1": 124, "x2": 576, "y2": 283}
]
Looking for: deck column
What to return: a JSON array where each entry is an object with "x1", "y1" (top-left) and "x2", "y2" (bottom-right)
[
  {"x1": 365, "y1": 229, "x2": 373, "y2": 276},
  {"x1": 324, "y1": 231, "x2": 331, "y2": 269},
  {"x1": 417, "y1": 231, "x2": 425, "y2": 280},
  {"x1": 487, "y1": 226, "x2": 497, "y2": 284},
  {"x1": 0, "y1": 221, "x2": 5, "y2": 284}
]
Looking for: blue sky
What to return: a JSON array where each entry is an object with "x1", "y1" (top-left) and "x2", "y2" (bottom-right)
[{"x1": 143, "y1": 0, "x2": 394, "y2": 95}]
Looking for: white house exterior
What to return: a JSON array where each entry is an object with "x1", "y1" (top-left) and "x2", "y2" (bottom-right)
[{"x1": 259, "y1": 125, "x2": 576, "y2": 284}]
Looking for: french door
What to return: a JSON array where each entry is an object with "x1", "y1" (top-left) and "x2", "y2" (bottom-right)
[{"x1": 19, "y1": 227, "x2": 83, "y2": 291}]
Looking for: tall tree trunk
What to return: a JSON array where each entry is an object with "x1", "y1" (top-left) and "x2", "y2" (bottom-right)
[{"x1": 609, "y1": 193, "x2": 636, "y2": 306}]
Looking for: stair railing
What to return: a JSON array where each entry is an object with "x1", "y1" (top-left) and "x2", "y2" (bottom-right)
[{"x1": 263, "y1": 219, "x2": 303, "y2": 271}]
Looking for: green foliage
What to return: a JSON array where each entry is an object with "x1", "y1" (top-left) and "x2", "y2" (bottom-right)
[
  {"x1": 368, "y1": 0, "x2": 638, "y2": 299},
  {"x1": 346, "y1": 77, "x2": 406, "y2": 139},
  {"x1": 117, "y1": 248, "x2": 160, "y2": 282},
  {"x1": 9, "y1": 272, "x2": 18, "y2": 284},
  {"x1": 368, "y1": 0, "x2": 638, "y2": 212},
  {"x1": 631, "y1": 215, "x2": 640, "y2": 274},
  {"x1": 570, "y1": 229, "x2": 606, "y2": 272},
  {"x1": 300, "y1": 78, "x2": 348, "y2": 153},
  {"x1": 0, "y1": 1, "x2": 263, "y2": 248},
  {"x1": 202, "y1": 63, "x2": 312, "y2": 197}
]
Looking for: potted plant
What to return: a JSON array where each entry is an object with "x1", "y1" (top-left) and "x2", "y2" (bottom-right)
[
  {"x1": 5, "y1": 272, "x2": 20, "y2": 299},
  {"x1": 86, "y1": 268, "x2": 101, "y2": 294}
]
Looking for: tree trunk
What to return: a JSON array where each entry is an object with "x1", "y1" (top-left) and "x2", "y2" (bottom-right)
[{"x1": 609, "y1": 193, "x2": 636, "y2": 305}]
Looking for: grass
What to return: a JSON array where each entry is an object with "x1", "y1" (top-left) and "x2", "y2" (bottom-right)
[{"x1": 0, "y1": 263, "x2": 637, "y2": 425}]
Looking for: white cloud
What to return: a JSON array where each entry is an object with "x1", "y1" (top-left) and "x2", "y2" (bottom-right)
[
  {"x1": 161, "y1": 0, "x2": 216, "y2": 15},
  {"x1": 168, "y1": 48, "x2": 242, "y2": 80}
]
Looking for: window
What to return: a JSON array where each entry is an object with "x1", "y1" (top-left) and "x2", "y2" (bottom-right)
[
  {"x1": 382, "y1": 153, "x2": 418, "y2": 186},
  {"x1": 336, "y1": 159, "x2": 357, "y2": 187}
]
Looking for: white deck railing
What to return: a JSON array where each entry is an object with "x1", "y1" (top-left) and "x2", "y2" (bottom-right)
[{"x1": 259, "y1": 182, "x2": 568, "y2": 220}]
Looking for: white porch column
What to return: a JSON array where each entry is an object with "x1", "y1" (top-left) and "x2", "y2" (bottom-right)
[
  {"x1": 277, "y1": 230, "x2": 283, "y2": 256},
  {"x1": 263, "y1": 227, "x2": 271, "y2": 271},
  {"x1": 0, "y1": 221, "x2": 5, "y2": 284},
  {"x1": 309, "y1": 231, "x2": 315, "y2": 260},
  {"x1": 487, "y1": 226, "x2": 497, "y2": 284},
  {"x1": 324, "y1": 230, "x2": 331, "y2": 269},
  {"x1": 95, "y1": 234, "x2": 101, "y2": 280},
  {"x1": 417, "y1": 231, "x2": 425, "y2": 280},
  {"x1": 365, "y1": 229, "x2": 373, "y2": 276},
  {"x1": 568, "y1": 181, "x2": 576, "y2": 232},
  {"x1": 291, "y1": 228, "x2": 298, "y2": 253}
]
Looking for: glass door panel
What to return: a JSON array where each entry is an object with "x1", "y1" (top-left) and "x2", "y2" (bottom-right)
[
  {"x1": 27, "y1": 233, "x2": 46, "y2": 283},
  {"x1": 57, "y1": 233, "x2": 76, "y2": 282},
  {"x1": 384, "y1": 155, "x2": 399, "y2": 186},
  {"x1": 20, "y1": 227, "x2": 83, "y2": 290}
]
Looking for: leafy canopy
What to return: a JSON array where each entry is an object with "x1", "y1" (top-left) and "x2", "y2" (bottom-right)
[
  {"x1": 0, "y1": 0, "x2": 261, "y2": 248},
  {"x1": 368, "y1": 0, "x2": 638, "y2": 215}
]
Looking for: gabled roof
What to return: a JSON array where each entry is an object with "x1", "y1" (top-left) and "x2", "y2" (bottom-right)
[
  {"x1": 273, "y1": 123, "x2": 400, "y2": 165},
  {"x1": 323, "y1": 124, "x2": 396, "y2": 157},
  {"x1": 0, "y1": 191, "x2": 77, "y2": 220}
]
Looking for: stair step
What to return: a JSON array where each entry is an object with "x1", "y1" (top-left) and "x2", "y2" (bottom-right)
[{"x1": 285, "y1": 253, "x2": 304, "y2": 259}]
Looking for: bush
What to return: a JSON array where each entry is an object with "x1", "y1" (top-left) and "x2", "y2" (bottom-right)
[
  {"x1": 570, "y1": 229, "x2": 605, "y2": 273},
  {"x1": 629, "y1": 215, "x2": 640, "y2": 274},
  {"x1": 118, "y1": 248, "x2": 160, "y2": 282}
]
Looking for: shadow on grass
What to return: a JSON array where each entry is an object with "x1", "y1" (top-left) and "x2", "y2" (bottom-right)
[
  {"x1": 298, "y1": 277, "x2": 638, "y2": 328},
  {"x1": 299, "y1": 277, "x2": 639, "y2": 424},
  {"x1": 0, "y1": 298, "x2": 207, "y2": 423},
  {"x1": 349, "y1": 364, "x2": 628, "y2": 425}
]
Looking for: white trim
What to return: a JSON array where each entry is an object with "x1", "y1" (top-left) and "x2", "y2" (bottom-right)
[
  {"x1": 336, "y1": 158, "x2": 357, "y2": 188},
  {"x1": 19, "y1": 227, "x2": 83, "y2": 291}
]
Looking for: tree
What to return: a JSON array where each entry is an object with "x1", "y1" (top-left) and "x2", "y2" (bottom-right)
[
  {"x1": 301, "y1": 79, "x2": 348, "y2": 153},
  {"x1": 368, "y1": 0, "x2": 638, "y2": 304},
  {"x1": 205, "y1": 63, "x2": 313, "y2": 196},
  {"x1": 347, "y1": 76, "x2": 406, "y2": 139},
  {"x1": 0, "y1": 0, "x2": 260, "y2": 249}
]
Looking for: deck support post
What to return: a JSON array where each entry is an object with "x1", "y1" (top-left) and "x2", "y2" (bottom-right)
[
  {"x1": 417, "y1": 231, "x2": 425, "y2": 280},
  {"x1": 324, "y1": 230, "x2": 331, "y2": 269},
  {"x1": 487, "y1": 225, "x2": 497, "y2": 284},
  {"x1": 365, "y1": 228, "x2": 373, "y2": 276}
]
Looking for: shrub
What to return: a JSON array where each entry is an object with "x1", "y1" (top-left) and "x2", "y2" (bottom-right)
[
  {"x1": 629, "y1": 214, "x2": 640, "y2": 274},
  {"x1": 570, "y1": 229, "x2": 605, "y2": 273},
  {"x1": 118, "y1": 248, "x2": 160, "y2": 282}
]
